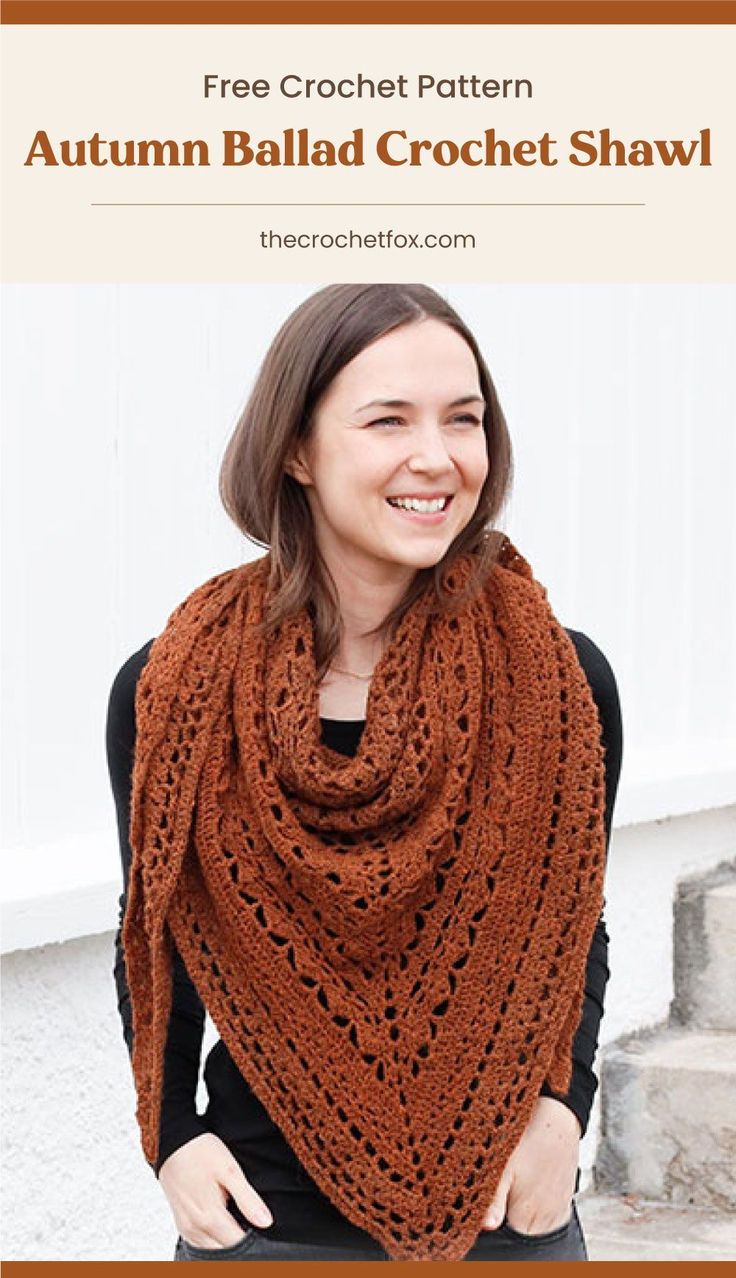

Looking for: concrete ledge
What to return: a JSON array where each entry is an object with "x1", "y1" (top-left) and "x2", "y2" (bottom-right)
[
  {"x1": 577, "y1": 1193, "x2": 736, "y2": 1262},
  {"x1": 672, "y1": 864, "x2": 736, "y2": 1031},
  {"x1": 597, "y1": 1028, "x2": 736, "y2": 1210}
]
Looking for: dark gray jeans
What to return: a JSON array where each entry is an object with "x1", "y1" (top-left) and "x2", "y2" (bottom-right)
[{"x1": 174, "y1": 1202, "x2": 587, "y2": 1262}]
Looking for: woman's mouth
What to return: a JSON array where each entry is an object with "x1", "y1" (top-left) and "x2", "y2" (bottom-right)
[{"x1": 385, "y1": 494, "x2": 453, "y2": 523}]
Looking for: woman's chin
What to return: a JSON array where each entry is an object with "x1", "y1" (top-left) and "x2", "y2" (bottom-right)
[{"x1": 386, "y1": 544, "x2": 453, "y2": 572}]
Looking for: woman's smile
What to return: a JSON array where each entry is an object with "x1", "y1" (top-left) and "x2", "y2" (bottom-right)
[{"x1": 384, "y1": 492, "x2": 454, "y2": 522}]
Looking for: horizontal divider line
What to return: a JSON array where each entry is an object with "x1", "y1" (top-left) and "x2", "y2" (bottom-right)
[{"x1": 90, "y1": 201, "x2": 647, "y2": 207}]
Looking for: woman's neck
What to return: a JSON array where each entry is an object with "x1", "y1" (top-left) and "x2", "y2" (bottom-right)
[
  {"x1": 318, "y1": 610, "x2": 383, "y2": 722},
  {"x1": 322, "y1": 549, "x2": 414, "y2": 673},
  {"x1": 315, "y1": 549, "x2": 416, "y2": 719}
]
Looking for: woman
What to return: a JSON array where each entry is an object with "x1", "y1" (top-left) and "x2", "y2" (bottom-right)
[{"x1": 107, "y1": 283, "x2": 622, "y2": 1263}]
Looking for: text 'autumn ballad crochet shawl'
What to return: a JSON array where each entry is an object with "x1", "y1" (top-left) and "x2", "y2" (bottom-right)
[{"x1": 122, "y1": 535, "x2": 606, "y2": 1262}]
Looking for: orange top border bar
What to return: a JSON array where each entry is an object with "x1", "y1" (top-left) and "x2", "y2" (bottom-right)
[{"x1": 3, "y1": 1, "x2": 735, "y2": 24}]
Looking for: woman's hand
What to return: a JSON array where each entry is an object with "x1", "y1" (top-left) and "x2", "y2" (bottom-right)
[
  {"x1": 480, "y1": 1097, "x2": 581, "y2": 1235},
  {"x1": 158, "y1": 1132, "x2": 273, "y2": 1249}
]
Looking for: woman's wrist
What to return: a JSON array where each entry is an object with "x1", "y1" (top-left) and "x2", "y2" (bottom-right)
[
  {"x1": 533, "y1": 1094, "x2": 583, "y2": 1140},
  {"x1": 155, "y1": 1114, "x2": 211, "y2": 1177}
]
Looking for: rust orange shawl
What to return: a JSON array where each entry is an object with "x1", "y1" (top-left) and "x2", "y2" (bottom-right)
[{"x1": 122, "y1": 536, "x2": 606, "y2": 1261}]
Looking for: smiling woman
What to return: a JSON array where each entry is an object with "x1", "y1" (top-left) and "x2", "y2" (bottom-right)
[
  {"x1": 108, "y1": 284, "x2": 622, "y2": 1263},
  {"x1": 278, "y1": 314, "x2": 492, "y2": 718},
  {"x1": 218, "y1": 285, "x2": 511, "y2": 694}
]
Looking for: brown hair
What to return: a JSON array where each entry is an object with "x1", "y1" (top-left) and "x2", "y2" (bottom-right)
[{"x1": 219, "y1": 284, "x2": 513, "y2": 679}]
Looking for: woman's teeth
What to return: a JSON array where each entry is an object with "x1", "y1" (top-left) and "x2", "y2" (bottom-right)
[{"x1": 386, "y1": 496, "x2": 449, "y2": 513}]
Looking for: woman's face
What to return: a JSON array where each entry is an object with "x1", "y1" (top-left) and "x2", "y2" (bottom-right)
[{"x1": 288, "y1": 319, "x2": 489, "y2": 582}]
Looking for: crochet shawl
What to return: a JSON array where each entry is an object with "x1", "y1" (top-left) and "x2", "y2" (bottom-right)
[{"x1": 122, "y1": 536, "x2": 606, "y2": 1262}]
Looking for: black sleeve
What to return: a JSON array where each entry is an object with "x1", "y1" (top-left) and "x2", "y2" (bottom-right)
[
  {"x1": 106, "y1": 639, "x2": 210, "y2": 1175},
  {"x1": 538, "y1": 629, "x2": 623, "y2": 1136}
]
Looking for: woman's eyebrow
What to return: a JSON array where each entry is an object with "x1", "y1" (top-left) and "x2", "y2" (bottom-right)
[{"x1": 353, "y1": 394, "x2": 485, "y2": 413}]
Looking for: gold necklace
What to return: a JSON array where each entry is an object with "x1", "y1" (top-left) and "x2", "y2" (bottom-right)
[{"x1": 328, "y1": 664, "x2": 374, "y2": 681}]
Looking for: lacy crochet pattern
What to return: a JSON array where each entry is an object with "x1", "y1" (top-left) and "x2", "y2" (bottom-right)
[{"x1": 122, "y1": 536, "x2": 606, "y2": 1261}]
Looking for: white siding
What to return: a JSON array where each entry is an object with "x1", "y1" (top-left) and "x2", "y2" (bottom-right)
[{"x1": 3, "y1": 284, "x2": 734, "y2": 877}]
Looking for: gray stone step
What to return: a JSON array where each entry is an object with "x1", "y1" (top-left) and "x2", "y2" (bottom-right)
[
  {"x1": 576, "y1": 1192, "x2": 736, "y2": 1261},
  {"x1": 672, "y1": 861, "x2": 736, "y2": 1031},
  {"x1": 596, "y1": 1027, "x2": 736, "y2": 1211}
]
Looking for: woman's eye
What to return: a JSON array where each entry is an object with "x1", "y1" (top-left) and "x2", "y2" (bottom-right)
[
  {"x1": 450, "y1": 413, "x2": 482, "y2": 427},
  {"x1": 365, "y1": 413, "x2": 481, "y2": 429}
]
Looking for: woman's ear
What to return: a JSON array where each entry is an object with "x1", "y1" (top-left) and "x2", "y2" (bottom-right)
[{"x1": 284, "y1": 447, "x2": 313, "y2": 486}]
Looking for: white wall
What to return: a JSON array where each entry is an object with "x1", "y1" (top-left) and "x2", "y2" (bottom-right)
[
  {"x1": 2, "y1": 284, "x2": 735, "y2": 1258},
  {"x1": 2, "y1": 285, "x2": 734, "y2": 875}
]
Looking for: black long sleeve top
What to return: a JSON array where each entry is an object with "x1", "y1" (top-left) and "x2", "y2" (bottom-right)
[{"x1": 107, "y1": 627, "x2": 622, "y2": 1243}]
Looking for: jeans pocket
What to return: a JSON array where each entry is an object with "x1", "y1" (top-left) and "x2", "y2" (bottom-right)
[
  {"x1": 499, "y1": 1207, "x2": 574, "y2": 1246},
  {"x1": 176, "y1": 1226, "x2": 258, "y2": 1261}
]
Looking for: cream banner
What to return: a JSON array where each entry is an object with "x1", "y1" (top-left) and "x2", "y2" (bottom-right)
[{"x1": 2, "y1": 21, "x2": 735, "y2": 280}]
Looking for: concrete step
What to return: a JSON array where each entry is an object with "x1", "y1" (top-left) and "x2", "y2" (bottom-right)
[
  {"x1": 672, "y1": 861, "x2": 736, "y2": 1031},
  {"x1": 596, "y1": 1027, "x2": 736, "y2": 1210},
  {"x1": 576, "y1": 1192, "x2": 736, "y2": 1261}
]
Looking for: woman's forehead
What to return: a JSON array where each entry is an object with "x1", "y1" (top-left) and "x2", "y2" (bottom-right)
[{"x1": 324, "y1": 320, "x2": 481, "y2": 407}]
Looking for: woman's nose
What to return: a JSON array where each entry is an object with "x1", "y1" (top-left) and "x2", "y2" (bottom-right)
[{"x1": 406, "y1": 423, "x2": 456, "y2": 474}]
